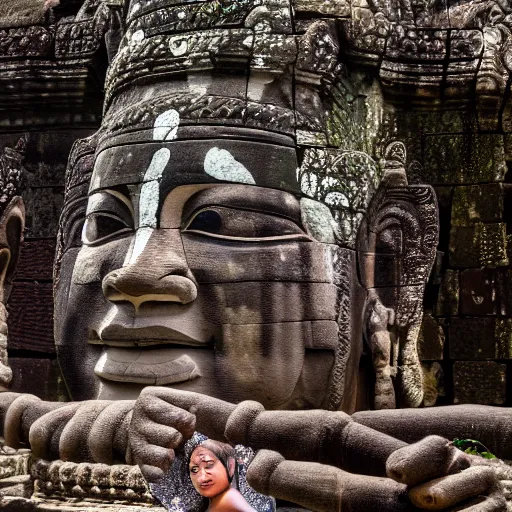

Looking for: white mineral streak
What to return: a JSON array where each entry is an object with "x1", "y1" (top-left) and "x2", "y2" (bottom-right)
[
  {"x1": 204, "y1": 147, "x2": 256, "y2": 184},
  {"x1": 127, "y1": 116, "x2": 176, "y2": 265},
  {"x1": 130, "y1": 226, "x2": 153, "y2": 263},
  {"x1": 138, "y1": 181, "x2": 160, "y2": 228},
  {"x1": 300, "y1": 198, "x2": 336, "y2": 244},
  {"x1": 130, "y1": 29, "x2": 145, "y2": 46},
  {"x1": 143, "y1": 148, "x2": 171, "y2": 181},
  {"x1": 169, "y1": 37, "x2": 188, "y2": 57},
  {"x1": 153, "y1": 109, "x2": 180, "y2": 141}
]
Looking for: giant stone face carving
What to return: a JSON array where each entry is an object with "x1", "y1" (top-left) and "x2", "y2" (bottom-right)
[
  {"x1": 1, "y1": 1, "x2": 512, "y2": 511},
  {"x1": 53, "y1": 0, "x2": 437, "y2": 414}
]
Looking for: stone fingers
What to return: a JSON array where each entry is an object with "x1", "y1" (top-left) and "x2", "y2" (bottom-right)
[
  {"x1": 87, "y1": 400, "x2": 135, "y2": 464},
  {"x1": 4, "y1": 393, "x2": 39, "y2": 448},
  {"x1": 134, "y1": 390, "x2": 196, "y2": 439},
  {"x1": 408, "y1": 467, "x2": 505, "y2": 511},
  {"x1": 387, "y1": 436, "x2": 470, "y2": 486},
  {"x1": 129, "y1": 387, "x2": 199, "y2": 483},
  {"x1": 246, "y1": 449, "x2": 413, "y2": 512},
  {"x1": 29, "y1": 402, "x2": 82, "y2": 460},
  {"x1": 27, "y1": 400, "x2": 135, "y2": 464},
  {"x1": 450, "y1": 486, "x2": 507, "y2": 511},
  {"x1": 136, "y1": 386, "x2": 235, "y2": 440}
]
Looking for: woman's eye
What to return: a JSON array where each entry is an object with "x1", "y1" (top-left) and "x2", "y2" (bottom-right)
[
  {"x1": 184, "y1": 207, "x2": 306, "y2": 241},
  {"x1": 82, "y1": 213, "x2": 132, "y2": 246},
  {"x1": 190, "y1": 467, "x2": 198, "y2": 474}
]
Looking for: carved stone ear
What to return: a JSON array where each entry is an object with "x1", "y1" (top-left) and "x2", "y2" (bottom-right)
[
  {"x1": 0, "y1": 197, "x2": 25, "y2": 304},
  {"x1": 358, "y1": 183, "x2": 439, "y2": 408}
]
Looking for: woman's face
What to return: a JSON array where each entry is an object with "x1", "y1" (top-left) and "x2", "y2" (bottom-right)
[{"x1": 189, "y1": 446, "x2": 232, "y2": 499}]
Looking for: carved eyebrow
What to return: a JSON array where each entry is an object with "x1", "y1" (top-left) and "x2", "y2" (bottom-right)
[
  {"x1": 182, "y1": 185, "x2": 302, "y2": 225},
  {"x1": 87, "y1": 189, "x2": 134, "y2": 217}
]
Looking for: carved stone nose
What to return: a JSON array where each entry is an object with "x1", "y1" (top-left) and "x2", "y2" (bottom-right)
[
  {"x1": 102, "y1": 229, "x2": 198, "y2": 309},
  {"x1": 102, "y1": 270, "x2": 197, "y2": 308}
]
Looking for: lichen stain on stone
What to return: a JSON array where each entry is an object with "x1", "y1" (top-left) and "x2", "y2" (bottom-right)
[
  {"x1": 204, "y1": 147, "x2": 256, "y2": 184},
  {"x1": 300, "y1": 198, "x2": 336, "y2": 244},
  {"x1": 153, "y1": 110, "x2": 180, "y2": 141}
]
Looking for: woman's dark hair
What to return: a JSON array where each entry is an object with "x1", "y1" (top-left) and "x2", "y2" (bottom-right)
[{"x1": 188, "y1": 439, "x2": 236, "y2": 482}]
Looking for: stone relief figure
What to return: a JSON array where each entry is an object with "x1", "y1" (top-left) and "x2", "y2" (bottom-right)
[
  {"x1": 0, "y1": 139, "x2": 25, "y2": 390},
  {"x1": 0, "y1": 1, "x2": 511, "y2": 511}
]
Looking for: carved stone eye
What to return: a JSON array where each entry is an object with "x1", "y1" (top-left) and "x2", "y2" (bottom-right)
[
  {"x1": 82, "y1": 214, "x2": 132, "y2": 246},
  {"x1": 184, "y1": 207, "x2": 306, "y2": 241},
  {"x1": 187, "y1": 210, "x2": 223, "y2": 234}
]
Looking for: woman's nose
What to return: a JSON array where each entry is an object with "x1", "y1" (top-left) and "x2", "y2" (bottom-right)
[
  {"x1": 197, "y1": 468, "x2": 210, "y2": 482},
  {"x1": 102, "y1": 229, "x2": 197, "y2": 309}
]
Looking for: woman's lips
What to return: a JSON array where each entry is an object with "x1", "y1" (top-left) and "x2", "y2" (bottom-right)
[{"x1": 94, "y1": 346, "x2": 201, "y2": 385}]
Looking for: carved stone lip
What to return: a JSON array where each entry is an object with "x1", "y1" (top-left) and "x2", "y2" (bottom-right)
[
  {"x1": 88, "y1": 337, "x2": 207, "y2": 348},
  {"x1": 94, "y1": 346, "x2": 202, "y2": 385}
]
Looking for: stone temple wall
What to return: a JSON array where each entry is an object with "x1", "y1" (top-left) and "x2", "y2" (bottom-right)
[
  {"x1": 0, "y1": 131, "x2": 95, "y2": 401},
  {"x1": 395, "y1": 110, "x2": 512, "y2": 407},
  {"x1": 0, "y1": 0, "x2": 511, "y2": 408},
  {"x1": 0, "y1": 0, "x2": 107, "y2": 401}
]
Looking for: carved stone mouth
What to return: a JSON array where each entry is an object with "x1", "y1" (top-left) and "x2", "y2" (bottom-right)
[
  {"x1": 94, "y1": 346, "x2": 202, "y2": 385},
  {"x1": 88, "y1": 337, "x2": 205, "y2": 347}
]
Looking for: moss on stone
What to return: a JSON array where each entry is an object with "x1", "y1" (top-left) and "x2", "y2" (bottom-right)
[{"x1": 0, "y1": 0, "x2": 46, "y2": 28}]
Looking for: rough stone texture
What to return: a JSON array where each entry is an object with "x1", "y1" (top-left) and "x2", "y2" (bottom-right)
[
  {"x1": 452, "y1": 184, "x2": 503, "y2": 226},
  {"x1": 424, "y1": 134, "x2": 506, "y2": 185},
  {"x1": 32, "y1": 460, "x2": 154, "y2": 504},
  {"x1": 449, "y1": 226, "x2": 480, "y2": 268},
  {"x1": 453, "y1": 361, "x2": 506, "y2": 405},
  {"x1": 418, "y1": 313, "x2": 444, "y2": 361},
  {"x1": 496, "y1": 319, "x2": 512, "y2": 360},
  {"x1": 24, "y1": 188, "x2": 64, "y2": 239},
  {"x1": 7, "y1": 282, "x2": 54, "y2": 354},
  {"x1": 459, "y1": 269, "x2": 497, "y2": 316},
  {"x1": 434, "y1": 269, "x2": 459, "y2": 317},
  {"x1": 497, "y1": 269, "x2": 512, "y2": 317},
  {"x1": 449, "y1": 317, "x2": 496, "y2": 360},
  {"x1": 16, "y1": 240, "x2": 56, "y2": 281},
  {"x1": 8, "y1": 359, "x2": 66, "y2": 401},
  {"x1": 0, "y1": 0, "x2": 512, "y2": 509},
  {"x1": 421, "y1": 362, "x2": 444, "y2": 407},
  {"x1": 450, "y1": 223, "x2": 509, "y2": 268}
]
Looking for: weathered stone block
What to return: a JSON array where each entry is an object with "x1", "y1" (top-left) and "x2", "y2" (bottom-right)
[
  {"x1": 7, "y1": 282, "x2": 54, "y2": 353},
  {"x1": 453, "y1": 361, "x2": 506, "y2": 405},
  {"x1": 459, "y1": 269, "x2": 496, "y2": 316},
  {"x1": 449, "y1": 317, "x2": 496, "y2": 360},
  {"x1": 496, "y1": 319, "x2": 512, "y2": 359},
  {"x1": 9, "y1": 358, "x2": 67, "y2": 401},
  {"x1": 433, "y1": 186, "x2": 452, "y2": 252},
  {"x1": 418, "y1": 313, "x2": 445, "y2": 360},
  {"x1": 24, "y1": 187, "x2": 64, "y2": 239},
  {"x1": 497, "y1": 269, "x2": 512, "y2": 316},
  {"x1": 435, "y1": 269, "x2": 459, "y2": 316},
  {"x1": 422, "y1": 362, "x2": 444, "y2": 407},
  {"x1": 16, "y1": 239, "x2": 56, "y2": 281},
  {"x1": 424, "y1": 133, "x2": 506, "y2": 185},
  {"x1": 449, "y1": 226, "x2": 479, "y2": 268},
  {"x1": 449, "y1": 223, "x2": 508, "y2": 268},
  {"x1": 294, "y1": 0, "x2": 350, "y2": 17},
  {"x1": 0, "y1": 0, "x2": 45, "y2": 29},
  {"x1": 477, "y1": 223, "x2": 509, "y2": 268},
  {"x1": 451, "y1": 184, "x2": 503, "y2": 226}
]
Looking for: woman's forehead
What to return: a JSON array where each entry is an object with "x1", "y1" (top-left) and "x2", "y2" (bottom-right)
[{"x1": 190, "y1": 446, "x2": 217, "y2": 464}]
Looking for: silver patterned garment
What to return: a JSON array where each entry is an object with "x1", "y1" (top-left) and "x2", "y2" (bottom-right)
[{"x1": 150, "y1": 432, "x2": 276, "y2": 512}]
